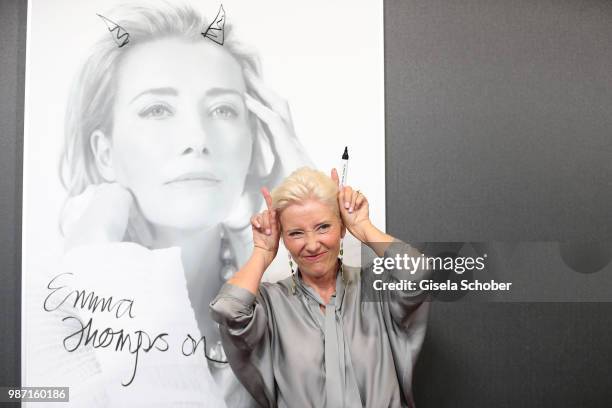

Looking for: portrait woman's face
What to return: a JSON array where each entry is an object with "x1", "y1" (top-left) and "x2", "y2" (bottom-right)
[{"x1": 96, "y1": 37, "x2": 253, "y2": 231}]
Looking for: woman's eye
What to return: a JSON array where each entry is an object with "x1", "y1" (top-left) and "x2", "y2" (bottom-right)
[
  {"x1": 210, "y1": 105, "x2": 237, "y2": 119},
  {"x1": 139, "y1": 104, "x2": 173, "y2": 119},
  {"x1": 317, "y1": 224, "x2": 331, "y2": 234},
  {"x1": 289, "y1": 231, "x2": 304, "y2": 238}
]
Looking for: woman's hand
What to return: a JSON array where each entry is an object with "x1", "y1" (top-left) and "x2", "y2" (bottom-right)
[
  {"x1": 227, "y1": 188, "x2": 279, "y2": 294},
  {"x1": 63, "y1": 183, "x2": 153, "y2": 251},
  {"x1": 330, "y1": 169, "x2": 394, "y2": 254},
  {"x1": 330, "y1": 169, "x2": 373, "y2": 244},
  {"x1": 250, "y1": 187, "x2": 280, "y2": 267},
  {"x1": 243, "y1": 68, "x2": 313, "y2": 180}
]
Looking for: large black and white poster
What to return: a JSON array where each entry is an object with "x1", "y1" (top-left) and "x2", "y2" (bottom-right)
[{"x1": 22, "y1": 0, "x2": 384, "y2": 406}]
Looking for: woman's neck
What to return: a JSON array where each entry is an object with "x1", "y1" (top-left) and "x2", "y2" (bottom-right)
[{"x1": 302, "y1": 261, "x2": 339, "y2": 305}]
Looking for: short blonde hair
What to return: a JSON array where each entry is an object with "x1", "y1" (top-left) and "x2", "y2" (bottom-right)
[{"x1": 271, "y1": 167, "x2": 339, "y2": 216}]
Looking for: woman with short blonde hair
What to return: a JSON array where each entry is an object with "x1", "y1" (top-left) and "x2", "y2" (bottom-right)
[
  {"x1": 271, "y1": 166, "x2": 340, "y2": 216},
  {"x1": 211, "y1": 167, "x2": 430, "y2": 407}
]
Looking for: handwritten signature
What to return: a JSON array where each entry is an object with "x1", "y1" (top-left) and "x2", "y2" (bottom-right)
[
  {"x1": 63, "y1": 316, "x2": 168, "y2": 387},
  {"x1": 44, "y1": 272, "x2": 135, "y2": 319},
  {"x1": 43, "y1": 272, "x2": 221, "y2": 387}
]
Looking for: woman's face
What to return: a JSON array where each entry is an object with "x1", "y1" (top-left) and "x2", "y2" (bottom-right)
[
  {"x1": 280, "y1": 199, "x2": 345, "y2": 280},
  {"x1": 104, "y1": 38, "x2": 252, "y2": 231}
]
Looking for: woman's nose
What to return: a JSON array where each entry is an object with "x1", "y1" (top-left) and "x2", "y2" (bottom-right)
[
  {"x1": 178, "y1": 111, "x2": 209, "y2": 156},
  {"x1": 304, "y1": 233, "x2": 320, "y2": 252}
]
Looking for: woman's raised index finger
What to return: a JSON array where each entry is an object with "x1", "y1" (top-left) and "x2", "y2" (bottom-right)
[
  {"x1": 245, "y1": 93, "x2": 279, "y2": 125},
  {"x1": 331, "y1": 168, "x2": 340, "y2": 187},
  {"x1": 244, "y1": 68, "x2": 291, "y2": 121},
  {"x1": 261, "y1": 187, "x2": 273, "y2": 210}
]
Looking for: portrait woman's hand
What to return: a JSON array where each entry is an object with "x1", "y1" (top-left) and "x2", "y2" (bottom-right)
[
  {"x1": 331, "y1": 169, "x2": 372, "y2": 244},
  {"x1": 243, "y1": 68, "x2": 313, "y2": 180},
  {"x1": 63, "y1": 183, "x2": 153, "y2": 251},
  {"x1": 249, "y1": 187, "x2": 280, "y2": 266}
]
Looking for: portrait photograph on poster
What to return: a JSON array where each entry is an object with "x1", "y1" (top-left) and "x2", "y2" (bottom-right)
[{"x1": 21, "y1": 0, "x2": 384, "y2": 406}]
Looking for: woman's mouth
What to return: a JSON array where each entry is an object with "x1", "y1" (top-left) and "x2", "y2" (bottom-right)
[
  {"x1": 302, "y1": 252, "x2": 327, "y2": 262},
  {"x1": 165, "y1": 171, "x2": 221, "y2": 187}
]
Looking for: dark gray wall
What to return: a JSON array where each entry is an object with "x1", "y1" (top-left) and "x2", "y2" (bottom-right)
[
  {"x1": 0, "y1": 0, "x2": 26, "y2": 391},
  {"x1": 384, "y1": 0, "x2": 612, "y2": 406},
  {"x1": 1, "y1": 0, "x2": 611, "y2": 406},
  {"x1": 386, "y1": 0, "x2": 612, "y2": 241}
]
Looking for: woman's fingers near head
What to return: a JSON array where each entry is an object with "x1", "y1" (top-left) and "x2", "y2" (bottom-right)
[
  {"x1": 243, "y1": 68, "x2": 291, "y2": 121},
  {"x1": 261, "y1": 210, "x2": 271, "y2": 235},
  {"x1": 261, "y1": 187, "x2": 273, "y2": 210},
  {"x1": 355, "y1": 193, "x2": 366, "y2": 209},
  {"x1": 66, "y1": 182, "x2": 135, "y2": 246},
  {"x1": 342, "y1": 186, "x2": 353, "y2": 210},
  {"x1": 267, "y1": 210, "x2": 277, "y2": 236},
  {"x1": 269, "y1": 209, "x2": 277, "y2": 227},
  {"x1": 337, "y1": 185, "x2": 345, "y2": 212},
  {"x1": 349, "y1": 190, "x2": 358, "y2": 213},
  {"x1": 251, "y1": 214, "x2": 261, "y2": 229},
  {"x1": 252, "y1": 209, "x2": 279, "y2": 236},
  {"x1": 330, "y1": 168, "x2": 339, "y2": 186},
  {"x1": 245, "y1": 94, "x2": 284, "y2": 132}
]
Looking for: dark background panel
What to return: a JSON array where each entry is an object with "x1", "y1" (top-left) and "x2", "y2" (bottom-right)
[
  {"x1": 385, "y1": 0, "x2": 612, "y2": 406},
  {"x1": 386, "y1": 0, "x2": 612, "y2": 242},
  {"x1": 0, "y1": 0, "x2": 26, "y2": 391},
  {"x1": 413, "y1": 303, "x2": 612, "y2": 408}
]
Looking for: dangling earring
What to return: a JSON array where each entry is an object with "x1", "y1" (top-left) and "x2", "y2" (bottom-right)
[
  {"x1": 288, "y1": 253, "x2": 295, "y2": 274},
  {"x1": 219, "y1": 226, "x2": 238, "y2": 281},
  {"x1": 289, "y1": 253, "x2": 298, "y2": 294}
]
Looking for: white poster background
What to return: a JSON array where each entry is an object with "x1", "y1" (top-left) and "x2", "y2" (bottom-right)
[{"x1": 23, "y1": 0, "x2": 384, "y2": 405}]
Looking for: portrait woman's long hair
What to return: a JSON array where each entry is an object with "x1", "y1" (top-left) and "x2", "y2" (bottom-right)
[{"x1": 58, "y1": 1, "x2": 278, "y2": 265}]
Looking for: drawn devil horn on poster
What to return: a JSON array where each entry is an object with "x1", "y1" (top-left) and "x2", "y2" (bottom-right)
[
  {"x1": 202, "y1": 5, "x2": 226, "y2": 45},
  {"x1": 97, "y1": 13, "x2": 130, "y2": 48}
]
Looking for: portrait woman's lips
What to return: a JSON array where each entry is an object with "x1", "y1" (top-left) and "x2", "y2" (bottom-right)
[{"x1": 164, "y1": 171, "x2": 221, "y2": 188}]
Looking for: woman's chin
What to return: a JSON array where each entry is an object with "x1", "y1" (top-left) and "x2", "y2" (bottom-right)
[
  {"x1": 143, "y1": 208, "x2": 227, "y2": 232},
  {"x1": 299, "y1": 262, "x2": 335, "y2": 280}
]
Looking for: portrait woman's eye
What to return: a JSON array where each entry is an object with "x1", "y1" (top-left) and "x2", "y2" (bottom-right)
[
  {"x1": 210, "y1": 104, "x2": 238, "y2": 120},
  {"x1": 138, "y1": 103, "x2": 174, "y2": 119}
]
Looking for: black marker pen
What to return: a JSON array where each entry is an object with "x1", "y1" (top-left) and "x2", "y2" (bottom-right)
[{"x1": 340, "y1": 146, "x2": 349, "y2": 187}]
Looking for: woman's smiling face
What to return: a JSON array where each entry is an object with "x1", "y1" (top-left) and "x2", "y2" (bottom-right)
[
  {"x1": 104, "y1": 38, "x2": 252, "y2": 231},
  {"x1": 280, "y1": 199, "x2": 345, "y2": 280}
]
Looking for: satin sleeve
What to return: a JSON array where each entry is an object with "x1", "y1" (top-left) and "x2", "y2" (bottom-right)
[
  {"x1": 209, "y1": 283, "x2": 269, "y2": 350},
  {"x1": 362, "y1": 239, "x2": 432, "y2": 329},
  {"x1": 210, "y1": 283, "x2": 276, "y2": 407}
]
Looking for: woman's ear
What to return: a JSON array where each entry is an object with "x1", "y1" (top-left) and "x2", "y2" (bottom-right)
[{"x1": 90, "y1": 129, "x2": 116, "y2": 182}]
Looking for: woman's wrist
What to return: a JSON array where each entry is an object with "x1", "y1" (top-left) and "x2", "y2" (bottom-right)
[
  {"x1": 350, "y1": 220, "x2": 376, "y2": 243},
  {"x1": 227, "y1": 247, "x2": 273, "y2": 295},
  {"x1": 253, "y1": 246, "x2": 276, "y2": 269},
  {"x1": 351, "y1": 220, "x2": 395, "y2": 257}
]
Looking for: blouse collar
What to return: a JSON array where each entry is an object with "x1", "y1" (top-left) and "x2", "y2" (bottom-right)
[{"x1": 294, "y1": 261, "x2": 346, "y2": 309}]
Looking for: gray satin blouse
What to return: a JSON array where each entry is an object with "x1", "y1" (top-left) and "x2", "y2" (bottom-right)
[{"x1": 210, "y1": 241, "x2": 430, "y2": 408}]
